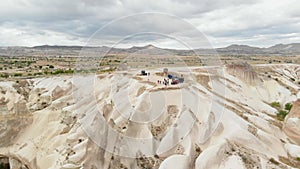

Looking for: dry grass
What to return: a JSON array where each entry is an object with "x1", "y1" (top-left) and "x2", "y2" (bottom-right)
[
  {"x1": 195, "y1": 74, "x2": 211, "y2": 89},
  {"x1": 155, "y1": 72, "x2": 165, "y2": 76},
  {"x1": 133, "y1": 76, "x2": 143, "y2": 81},
  {"x1": 247, "y1": 125, "x2": 258, "y2": 137},
  {"x1": 97, "y1": 75, "x2": 106, "y2": 79},
  {"x1": 136, "y1": 86, "x2": 147, "y2": 97},
  {"x1": 149, "y1": 86, "x2": 180, "y2": 92},
  {"x1": 279, "y1": 156, "x2": 300, "y2": 168},
  {"x1": 167, "y1": 105, "x2": 179, "y2": 115}
]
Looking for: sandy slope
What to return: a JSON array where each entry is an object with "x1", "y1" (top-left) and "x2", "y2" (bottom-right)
[{"x1": 0, "y1": 64, "x2": 299, "y2": 169}]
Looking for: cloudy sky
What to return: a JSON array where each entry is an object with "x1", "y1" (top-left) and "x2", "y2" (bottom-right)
[{"x1": 0, "y1": 0, "x2": 300, "y2": 48}]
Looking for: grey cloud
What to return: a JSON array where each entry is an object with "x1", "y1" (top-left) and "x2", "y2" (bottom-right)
[
  {"x1": 87, "y1": 13, "x2": 210, "y2": 49},
  {"x1": 0, "y1": 0, "x2": 299, "y2": 48}
]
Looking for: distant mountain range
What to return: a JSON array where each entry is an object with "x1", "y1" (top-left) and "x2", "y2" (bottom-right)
[
  {"x1": 1, "y1": 43, "x2": 300, "y2": 57},
  {"x1": 215, "y1": 43, "x2": 300, "y2": 55}
]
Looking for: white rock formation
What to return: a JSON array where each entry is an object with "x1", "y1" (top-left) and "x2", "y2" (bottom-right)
[{"x1": 0, "y1": 64, "x2": 299, "y2": 168}]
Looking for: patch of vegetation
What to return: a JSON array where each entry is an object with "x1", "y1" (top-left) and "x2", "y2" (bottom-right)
[
  {"x1": 27, "y1": 61, "x2": 36, "y2": 66},
  {"x1": 271, "y1": 102, "x2": 281, "y2": 108},
  {"x1": 277, "y1": 110, "x2": 288, "y2": 121},
  {"x1": 0, "y1": 73, "x2": 9, "y2": 78},
  {"x1": 99, "y1": 67, "x2": 116, "y2": 73},
  {"x1": 34, "y1": 72, "x2": 43, "y2": 76},
  {"x1": 51, "y1": 69, "x2": 74, "y2": 75},
  {"x1": 284, "y1": 103, "x2": 293, "y2": 112},
  {"x1": 297, "y1": 157, "x2": 300, "y2": 161},
  {"x1": 290, "y1": 78, "x2": 295, "y2": 81},
  {"x1": 14, "y1": 73, "x2": 23, "y2": 77},
  {"x1": 270, "y1": 101, "x2": 293, "y2": 121}
]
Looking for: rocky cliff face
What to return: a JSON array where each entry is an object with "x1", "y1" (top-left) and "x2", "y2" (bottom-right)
[
  {"x1": 284, "y1": 100, "x2": 300, "y2": 145},
  {"x1": 226, "y1": 62, "x2": 259, "y2": 85},
  {"x1": 0, "y1": 64, "x2": 300, "y2": 169}
]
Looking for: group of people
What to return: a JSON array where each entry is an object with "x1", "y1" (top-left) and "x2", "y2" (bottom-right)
[{"x1": 157, "y1": 78, "x2": 170, "y2": 86}]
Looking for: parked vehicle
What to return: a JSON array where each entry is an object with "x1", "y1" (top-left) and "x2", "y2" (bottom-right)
[
  {"x1": 141, "y1": 70, "x2": 147, "y2": 76},
  {"x1": 171, "y1": 79, "x2": 179, "y2": 85}
]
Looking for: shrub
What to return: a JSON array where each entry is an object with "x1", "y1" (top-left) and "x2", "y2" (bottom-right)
[
  {"x1": 14, "y1": 73, "x2": 23, "y2": 77},
  {"x1": 271, "y1": 102, "x2": 281, "y2": 108},
  {"x1": 27, "y1": 61, "x2": 33, "y2": 66},
  {"x1": 34, "y1": 72, "x2": 43, "y2": 76},
  {"x1": 0, "y1": 73, "x2": 9, "y2": 78},
  {"x1": 297, "y1": 157, "x2": 300, "y2": 161},
  {"x1": 277, "y1": 110, "x2": 288, "y2": 121},
  {"x1": 51, "y1": 69, "x2": 64, "y2": 75},
  {"x1": 51, "y1": 69, "x2": 74, "y2": 75},
  {"x1": 290, "y1": 78, "x2": 295, "y2": 81},
  {"x1": 64, "y1": 69, "x2": 74, "y2": 74},
  {"x1": 284, "y1": 103, "x2": 293, "y2": 111},
  {"x1": 49, "y1": 65, "x2": 54, "y2": 68}
]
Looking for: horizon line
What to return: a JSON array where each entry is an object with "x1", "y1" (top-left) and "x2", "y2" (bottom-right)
[{"x1": 0, "y1": 42, "x2": 299, "y2": 50}]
